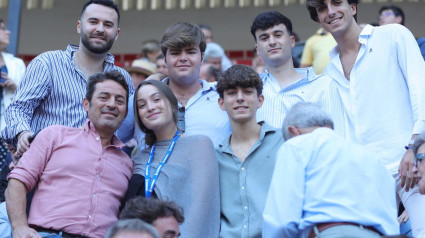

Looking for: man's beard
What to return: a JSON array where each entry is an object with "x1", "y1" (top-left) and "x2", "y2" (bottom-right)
[{"x1": 81, "y1": 31, "x2": 114, "y2": 54}]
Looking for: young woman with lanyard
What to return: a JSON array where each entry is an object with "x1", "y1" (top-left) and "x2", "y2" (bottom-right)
[{"x1": 125, "y1": 80, "x2": 220, "y2": 238}]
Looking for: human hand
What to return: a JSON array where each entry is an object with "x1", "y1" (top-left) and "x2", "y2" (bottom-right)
[
  {"x1": 399, "y1": 149, "x2": 418, "y2": 192},
  {"x1": 12, "y1": 225, "x2": 42, "y2": 238},
  {"x1": 16, "y1": 131, "x2": 33, "y2": 158},
  {"x1": 0, "y1": 72, "x2": 17, "y2": 90},
  {"x1": 398, "y1": 210, "x2": 409, "y2": 224}
]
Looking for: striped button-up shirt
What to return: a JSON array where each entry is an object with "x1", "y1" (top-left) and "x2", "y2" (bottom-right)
[
  {"x1": 256, "y1": 67, "x2": 345, "y2": 135},
  {"x1": 1, "y1": 45, "x2": 134, "y2": 146}
]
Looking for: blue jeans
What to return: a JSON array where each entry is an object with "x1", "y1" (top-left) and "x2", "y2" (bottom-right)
[
  {"x1": 400, "y1": 219, "x2": 413, "y2": 237},
  {"x1": 38, "y1": 232, "x2": 64, "y2": 238},
  {"x1": 0, "y1": 202, "x2": 12, "y2": 238}
]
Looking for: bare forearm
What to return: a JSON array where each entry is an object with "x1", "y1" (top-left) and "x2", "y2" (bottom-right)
[{"x1": 5, "y1": 179, "x2": 29, "y2": 229}]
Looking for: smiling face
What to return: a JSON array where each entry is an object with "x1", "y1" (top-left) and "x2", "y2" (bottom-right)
[
  {"x1": 219, "y1": 86, "x2": 264, "y2": 124},
  {"x1": 165, "y1": 45, "x2": 203, "y2": 85},
  {"x1": 255, "y1": 24, "x2": 295, "y2": 67},
  {"x1": 83, "y1": 80, "x2": 128, "y2": 135},
  {"x1": 78, "y1": 3, "x2": 120, "y2": 54},
  {"x1": 136, "y1": 84, "x2": 175, "y2": 134},
  {"x1": 315, "y1": 0, "x2": 357, "y2": 37}
]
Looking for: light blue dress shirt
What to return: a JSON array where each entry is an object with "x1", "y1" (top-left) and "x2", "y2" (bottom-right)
[
  {"x1": 163, "y1": 78, "x2": 231, "y2": 148},
  {"x1": 263, "y1": 128, "x2": 399, "y2": 238},
  {"x1": 216, "y1": 122, "x2": 284, "y2": 238},
  {"x1": 0, "y1": 202, "x2": 12, "y2": 237}
]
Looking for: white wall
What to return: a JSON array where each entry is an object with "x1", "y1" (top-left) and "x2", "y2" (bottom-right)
[{"x1": 1, "y1": 0, "x2": 424, "y2": 55}]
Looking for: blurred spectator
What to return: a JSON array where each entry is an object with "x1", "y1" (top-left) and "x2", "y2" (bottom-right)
[
  {"x1": 300, "y1": 28, "x2": 336, "y2": 74},
  {"x1": 0, "y1": 18, "x2": 25, "y2": 196},
  {"x1": 417, "y1": 38, "x2": 425, "y2": 60},
  {"x1": 203, "y1": 42, "x2": 225, "y2": 71},
  {"x1": 141, "y1": 39, "x2": 161, "y2": 64},
  {"x1": 199, "y1": 24, "x2": 232, "y2": 70},
  {"x1": 155, "y1": 55, "x2": 168, "y2": 75},
  {"x1": 125, "y1": 59, "x2": 157, "y2": 88},
  {"x1": 200, "y1": 63, "x2": 220, "y2": 82},
  {"x1": 379, "y1": 5, "x2": 405, "y2": 26}
]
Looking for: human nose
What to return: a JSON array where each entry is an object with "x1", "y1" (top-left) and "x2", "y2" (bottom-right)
[
  {"x1": 269, "y1": 36, "x2": 277, "y2": 45},
  {"x1": 106, "y1": 98, "x2": 117, "y2": 108},
  {"x1": 95, "y1": 23, "x2": 105, "y2": 33},
  {"x1": 236, "y1": 90, "x2": 244, "y2": 101},
  {"x1": 146, "y1": 101, "x2": 155, "y2": 111},
  {"x1": 327, "y1": 4, "x2": 336, "y2": 16},
  {"x1": 179, "y1": 52, "x2": 188, "y2": 62}
]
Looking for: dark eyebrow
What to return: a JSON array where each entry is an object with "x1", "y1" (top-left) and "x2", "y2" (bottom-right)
[
  {"x1": 258, "y1": 33, "x2": 269, "y2": 39},
  {"x1": 87, "y1": 17, "x2": 115, "y2": 26},
  {"x1": 136, "y1": 92, "x2": 160, "y2": 102}
]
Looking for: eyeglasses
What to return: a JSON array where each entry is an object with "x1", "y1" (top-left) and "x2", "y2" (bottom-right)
[
  {"x1": 380, "y1": 11, "x2": 395, "y2": 18},
  {"x1": 415, "y1": 153, "x2": 425, "y2": 167},
  {"x1": 177, "y1": 107, "x2": 185, "y2": 133}
]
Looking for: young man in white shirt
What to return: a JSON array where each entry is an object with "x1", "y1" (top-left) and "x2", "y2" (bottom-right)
[{"x1": 305, "y1": 0, "x2": 425, "y2": 235}]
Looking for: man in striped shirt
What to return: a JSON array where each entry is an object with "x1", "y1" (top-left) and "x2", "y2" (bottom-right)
[
  {"x1": 250, "y1": 11, "x2": 342, "y2": 131},
  {"x1": 1, "y1": 0, "x2": 134, "y2": 158}
]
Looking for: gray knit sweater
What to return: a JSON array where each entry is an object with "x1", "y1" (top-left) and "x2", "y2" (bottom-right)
[{"x1": 133, "y1": 134, "x2": 220, "y2": 238}]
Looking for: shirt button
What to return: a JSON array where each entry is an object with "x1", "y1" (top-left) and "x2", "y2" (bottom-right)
[
  {"x1": 96, "y1": 137, "x2": 100, "y2": 141},
  {"x1": 244, "y1": 225, "x2": 247, "y2": 228},
  {"x1": 244, "y1": 206, "x2": 248, "y2": 210},
  {"x1": 93, "y1": 194, "x2": 96, "y2": 198},
  {"x1": 241, "y1": 186, "x2": 245, "y2": 190},
  {"x1": 96, "y1": 174, "x2": 99, "y2": 178},
  {"x1": 88, "y1": 215, "x2": 92, "y2": 219},
  {"x1": 241, "y1": 167, "x2": 245, "y2": 171}
]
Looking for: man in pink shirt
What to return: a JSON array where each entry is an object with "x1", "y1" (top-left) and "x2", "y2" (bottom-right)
[{"x1": 5, "y1": 70, "x2": 133, "y2": 238}]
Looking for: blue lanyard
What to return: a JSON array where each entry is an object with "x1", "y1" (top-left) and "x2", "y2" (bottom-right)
[{"x1": 145, "y1": 130, "x2": 180, "y2": 198}]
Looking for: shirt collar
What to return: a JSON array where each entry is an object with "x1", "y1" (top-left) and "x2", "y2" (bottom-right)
[
  {"x1": 218, "y1": 121, "x2": 278, "y2": 153},
  {"x1": 84, "y1": 119, "x2": 125, "y2": 148},
  {"x1": 329, "y1": 25, "x2": 372, "y2": 58},
  {"x1": 161, "y1": 77, "x2": 214, "y2": 93},
  {"x1": 263, "y1": 67, "x2": 317, "y2": 84},
  {"x1": 67, "y1": 44, "x2": 115, "y2": 65}
]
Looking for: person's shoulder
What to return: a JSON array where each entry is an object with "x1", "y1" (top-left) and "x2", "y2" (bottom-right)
[
  {"x1": 112, "y1": 65, "x2": 131, "y2": 77},
  {"x1": 182, "y1": 134, "x2": 213, "y2": 145},
  {"x1": 42, "y1": 124, "x2": 76, "y2": 134},
  {"x1": 373, "y1": 24, "x2": 411, "y2": 36},
  {"x1": 30, "y1": 49, "x2": 68, "y2": 66}
]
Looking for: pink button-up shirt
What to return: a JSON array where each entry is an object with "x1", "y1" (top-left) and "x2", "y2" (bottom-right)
[{"x1": 8, "y1": 120, "x2": 133, "y2": 238}]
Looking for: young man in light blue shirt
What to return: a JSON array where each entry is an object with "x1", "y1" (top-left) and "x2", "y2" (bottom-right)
[
  {"x1": 215, "y1": 65, "x2": 284, "y2": 238},
  {"x1": 250, "y1": 11, "x2": 343, "y2": 132}
]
